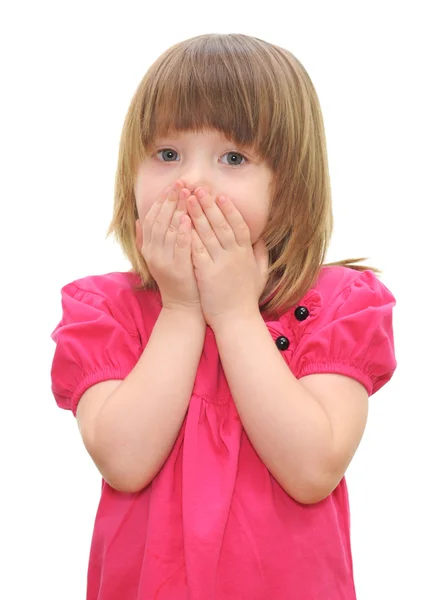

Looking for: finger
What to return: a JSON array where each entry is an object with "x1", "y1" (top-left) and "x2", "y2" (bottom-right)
[
  {"x1": 176, "y1": 186, "x2": 189, "y2": 213},
  {"x1": 191, "y1": 227, "x2": 211, "y2": 268},
  {"x1": 150, "y1": 182, "x2": 181, "y2": 246},
  {"x1": 215, "y1": 195, "x2": 251, "y2": 247},
  {"x1": 187, "y1": 194, "x2": 222, "y2": 260},
  {"x1": 194, "y1": 189, "x2": 236, "y2": 250},
  {"x1": 143, "y1": 185, "x2": 171, "y2": 245},
  {"x1": 174, "y1": 213, "x2": 192, "y2": 263},
  {"x1": 164, "y1": 188, "x2": 190, "y2": 258}
]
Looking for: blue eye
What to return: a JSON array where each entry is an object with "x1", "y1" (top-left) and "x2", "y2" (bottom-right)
[
  {"x1": 157, "y1": 149, "x2": 179, "y2": 162},
  {"x1": 222, "y1": 152, "x2": 246, "y2": 166}
]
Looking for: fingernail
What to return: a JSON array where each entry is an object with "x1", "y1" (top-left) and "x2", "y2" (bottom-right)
[{"x1": 196, "y1": 189, "x2": 207, "y2": 200}]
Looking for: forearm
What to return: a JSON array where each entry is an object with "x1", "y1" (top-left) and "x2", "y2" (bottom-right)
[
  {"x1": 213, "y1": 311, "x2": 333, "y2": 503},
  {"x1": 93, "y1": 307, "x2": 206, "y2": 492}
]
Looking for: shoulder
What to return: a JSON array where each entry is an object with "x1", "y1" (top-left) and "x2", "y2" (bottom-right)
[
  {"x1": 62, "y1": 270, "x2": 142, "y2": 300},
  {"x1": 61, "y1": 270, "x2": 159, "y2": 310},
  {"x1": 273, "y1": 266, "x2": 395, "y2": 330},
  {"x1": 269, "y1": 266, "x2": 396, "y2": 396},
  {"x1": 298, "y1": 265, "x2": 396, "y2": 339},
  {"x1": 56, "y1": 270, "x2": 160, "y2": 338},
  {"x1": 312, "y1": 265, "x2": 395, "y2": 308}
]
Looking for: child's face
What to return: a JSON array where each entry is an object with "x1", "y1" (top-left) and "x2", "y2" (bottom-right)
[{"x1": 134, "y1": 129, "x2": 273, "y2": 245}]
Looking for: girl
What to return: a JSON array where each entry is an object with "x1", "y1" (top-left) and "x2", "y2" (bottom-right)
[{"x1": 50, "y1": 33, "x2": 396, "y2": 600}]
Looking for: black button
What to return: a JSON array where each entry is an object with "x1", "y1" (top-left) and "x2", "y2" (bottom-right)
[
  {"x1": 276, "y1": 336, "x2": 290, "y2": 351},
  {"x1": 294, "y1": 306, "x2": 309, "y2": 321}
]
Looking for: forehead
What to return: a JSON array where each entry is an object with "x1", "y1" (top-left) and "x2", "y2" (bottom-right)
[{"x1": 152, "y1": 128, "x2": 238, "y2": 144}]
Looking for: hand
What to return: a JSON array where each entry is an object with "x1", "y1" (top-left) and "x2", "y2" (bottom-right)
[
  {"x1": 140, "y1": 180, "x2": 202, "y2": 313},
  {"x1": 187, "y1": 189, "x2": 269, "y2": 329}
]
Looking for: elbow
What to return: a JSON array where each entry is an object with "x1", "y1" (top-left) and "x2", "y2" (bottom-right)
[
  {"x1": 84, "y1": 432, "x2": 159, "y2": 494},
  {"x1": 101, "y1": 467, "x2": 155, "y2": 494},
  {"x1": 105, "y1": 477, "x2": 149, "y2": 494},
  {"x1": 293, "y1": 487, "x2": 333, "y2": 505},
  {"x1": 86, "y1": 444, "x2": 157, "y2": 494},
  {"x1": 285, "y1": 472, "x2": 344, "y2": 505}
]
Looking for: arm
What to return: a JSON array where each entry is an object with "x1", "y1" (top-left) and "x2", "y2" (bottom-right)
[
  {"x1": 78, "y1": 306, "x2": 206, "y2": 493},
  {"x1": 184, "y1": 189, "x2": 370, "y2": 504},
  {"x1": 213, "y1": 311, "x2": 368, "y2": 504}
]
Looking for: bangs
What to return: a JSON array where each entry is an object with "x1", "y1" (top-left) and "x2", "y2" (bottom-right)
[{"x1": 139, "y1": 35, "x2": 295, "y2": 169}]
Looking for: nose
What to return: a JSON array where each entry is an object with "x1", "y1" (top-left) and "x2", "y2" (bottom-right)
[{"x1": 180, "y1": 166, "x2": 214, "y2": 196}]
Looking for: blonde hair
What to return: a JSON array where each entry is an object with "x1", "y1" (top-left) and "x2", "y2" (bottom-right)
[{"x1": 106, "y1": 33, "x2": 375, "y2": 315}]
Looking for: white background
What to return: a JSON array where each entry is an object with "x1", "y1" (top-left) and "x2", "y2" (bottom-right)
[{"x1": 1, "y1": 1, "x2": 445, "y2": 598}]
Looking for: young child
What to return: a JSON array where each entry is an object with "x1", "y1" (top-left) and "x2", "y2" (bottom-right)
[{"x1": 50, "y1": 33, "x2": 396, "y2": 600}]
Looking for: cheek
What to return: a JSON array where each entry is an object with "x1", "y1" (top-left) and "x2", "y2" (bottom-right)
[
  {"x1": 137, "y1": 196, "x2": 157, "y2": 222},
  {"x1": 246, "y1": 214, "x2": 267, "y2": 243},
  {"x1": 134, "y1": 175, "x2": 162, "y2": 220},
  {"x1": 232, "y1": 199, "x2": 269, "y2": 243},
  {"x1": 229, "y1": 207, "x2": 265, "y2": 244},
  {"x1": 134, "y1": 163, "x2": 183, "y2": 220}
]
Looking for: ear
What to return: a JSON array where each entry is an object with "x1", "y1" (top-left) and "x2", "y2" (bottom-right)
[{"x1": 135, "y1": 219, "x2": 143, "y2": 251}]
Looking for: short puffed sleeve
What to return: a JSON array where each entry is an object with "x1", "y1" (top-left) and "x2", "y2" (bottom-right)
[
  {"x1": 289, "y1": 269, "x2": 396, "y2": 396},
  {"x1": 50, "y1": 278, "x2": 142, "y2": 416}
]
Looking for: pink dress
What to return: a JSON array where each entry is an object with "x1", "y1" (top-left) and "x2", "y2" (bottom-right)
[{"x1": 50, "y1": 265, "x2": 396, "y2": 599}]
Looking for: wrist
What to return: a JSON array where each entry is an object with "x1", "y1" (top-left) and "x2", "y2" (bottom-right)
[
  {"x1": 209, "y1": 307, "x2": 263, "y2": 336},
  {"x1": 161, "y1": 303, "x2": 206, "y2": 327}
]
